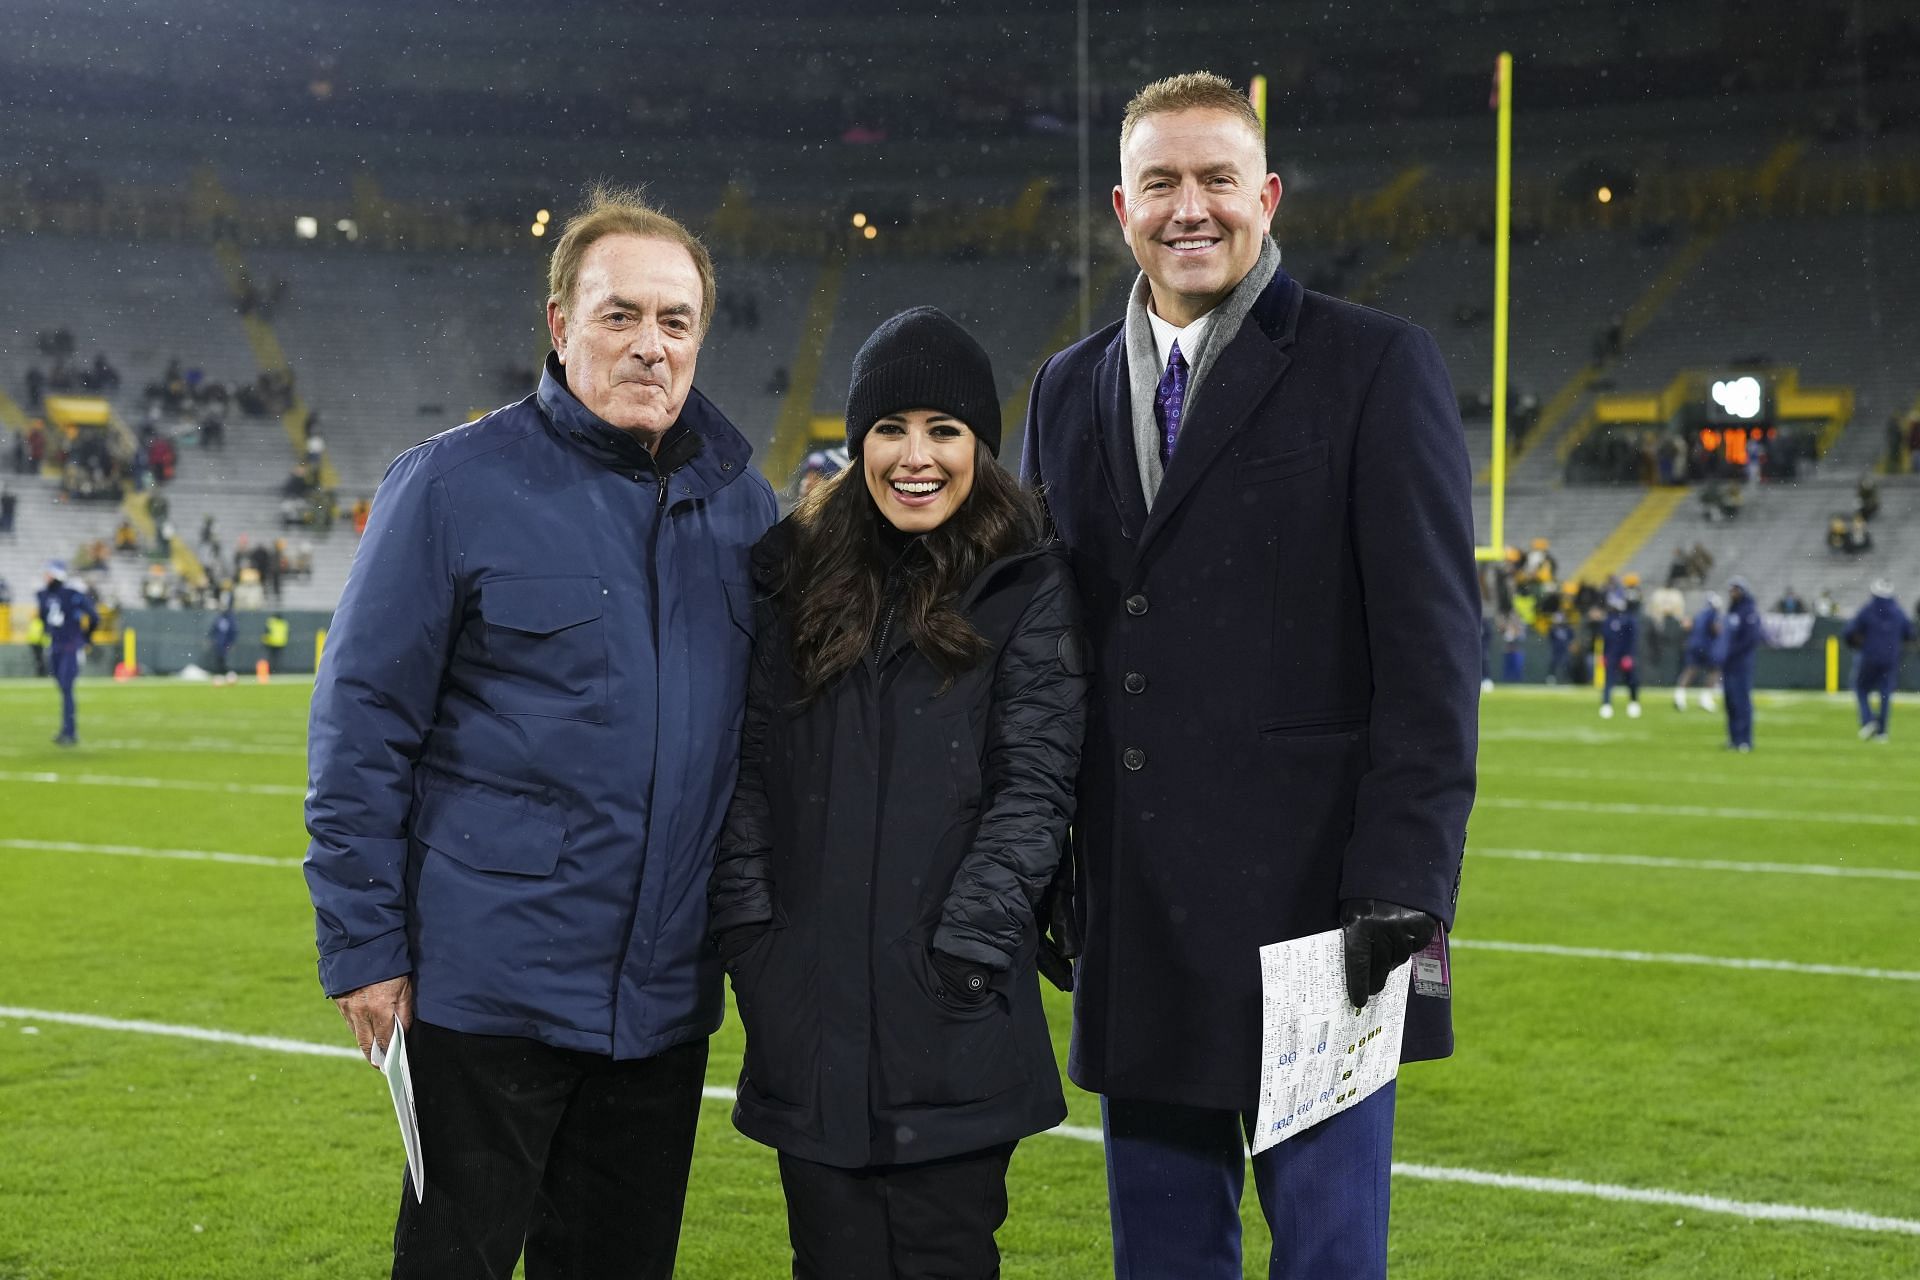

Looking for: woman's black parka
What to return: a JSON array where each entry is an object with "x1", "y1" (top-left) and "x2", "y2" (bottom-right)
[{"x1": 710, "y1": 519, "x2": 1089, "y2": 1169}]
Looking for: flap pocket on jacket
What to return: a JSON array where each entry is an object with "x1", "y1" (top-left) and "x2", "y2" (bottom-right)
[
  {"x1": 722, "y1": 579, "x2": 756, "y2": 638},
  {"x1": 481, "y1": 576, "x2": 604, "y2": 635},
  {"x1": 1241, "y1": 439, "x2": 1329, "y2": 485},
  {"x1": 1258, "y1": 710, "x2": 1368, "y2": 737},
  {"x1": 414, "y1": 786, "x2": 566, "y2": 876}
]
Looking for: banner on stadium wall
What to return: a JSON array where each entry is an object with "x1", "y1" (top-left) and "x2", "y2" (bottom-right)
[{"x1": 1760, "y1": 613, "x2": 1815, "y2": 649}]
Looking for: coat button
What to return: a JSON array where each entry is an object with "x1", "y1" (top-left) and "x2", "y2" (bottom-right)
[
  {"x1": 1122, "y1": 747, "x2": 1146, "y2": 770},
  {"x1": 1124, "y1": 671, "x2": 1146, "y2": 694},
  {"x1": 965, "y1": 973, "x2": 985, "y2": 992},
  {"x1": 1125, "y1": 593, "x2": 1149, "y2": 616}
]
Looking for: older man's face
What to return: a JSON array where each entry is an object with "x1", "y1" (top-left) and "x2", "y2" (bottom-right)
[
  {"x1": 547, "y1": 233, "x2": 703, "y2": 443},
  {"x1": 1115, "y1": 108, "x2": 1282, "y2": 327}
]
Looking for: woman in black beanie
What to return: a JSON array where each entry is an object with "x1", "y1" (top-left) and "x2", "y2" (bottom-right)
[{"x1": 711, "y1": 307, "x2": 1089, "y2": 1277}]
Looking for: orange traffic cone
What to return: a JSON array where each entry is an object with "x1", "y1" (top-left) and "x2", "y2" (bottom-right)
[{"x1": 256, "y1": 658, "x2": 271, "y2": 683}]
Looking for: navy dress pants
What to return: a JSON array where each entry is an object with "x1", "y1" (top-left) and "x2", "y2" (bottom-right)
[{"x1": 1102, "y1": 1081, "x2": 1396, "y2": 1280}]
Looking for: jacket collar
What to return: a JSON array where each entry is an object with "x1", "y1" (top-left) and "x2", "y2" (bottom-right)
[
  {"x1": 1091, "y1": 266, "x2": 1303, "y2": 546},
  {"x1": 536, "y1": 353, "x2": 754, "y2": 502}
]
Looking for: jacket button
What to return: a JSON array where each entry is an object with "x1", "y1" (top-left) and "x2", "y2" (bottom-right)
[
  {"x1": 1124, "y1": 672, "x2": 1146, "y2": 694},
  {"x1": 1122, "y1": 747, "x2": 1146, "y2": 770},
  {"x1": 966, "y1": 973, "x2": 984, "y2": 992},
  {"x1": 1125, "y1": 594, "x2": 1149, "y2": 616}
]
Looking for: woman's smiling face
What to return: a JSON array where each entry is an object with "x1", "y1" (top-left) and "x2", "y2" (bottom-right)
[{"x1": 862, "y1": 409, "x2": 976, "y2": 533}]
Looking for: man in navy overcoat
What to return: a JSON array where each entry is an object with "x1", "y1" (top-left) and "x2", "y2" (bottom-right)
[{"x1": 1022, "y1": 72, "x2": 1479, "y2": 1279}]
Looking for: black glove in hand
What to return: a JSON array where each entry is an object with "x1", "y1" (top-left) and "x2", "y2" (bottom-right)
[
  {"x1": 928, "y1": 949, "x2": 993, "y2": 1006},
  {"x1": 715, "y1": 926, "x2": 763, "y2": 967},
  {"x1": 1339, "y1": 898, "x2": 1438, "y2": 1009}
]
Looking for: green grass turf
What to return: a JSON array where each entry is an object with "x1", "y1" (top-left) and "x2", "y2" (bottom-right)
[{"x1": 1, "y1": 678, "x2": 1916, "y2": 1277}]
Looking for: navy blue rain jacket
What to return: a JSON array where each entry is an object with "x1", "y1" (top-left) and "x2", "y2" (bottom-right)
[
  {"x1": 305, "y1": 361, "x2": 776, "y2": 1059},
  {"x1": 1846, "y1": 597, "x2": 1916, "y2": 671},
  {"x1": 1719, "y1": 596, "x2": 1761, "y2": 671},
  {"x1": 1602, "y1": 610, "x2": 1638, "y2": 661}
]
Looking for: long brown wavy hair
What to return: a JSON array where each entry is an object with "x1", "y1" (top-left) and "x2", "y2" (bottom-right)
[{"x1": 781, "y1": 438, "x2": 1045, "y2": 703}]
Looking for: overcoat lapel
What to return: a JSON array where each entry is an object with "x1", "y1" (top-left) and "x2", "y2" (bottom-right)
[
  {"x1": 1090, "y1": 333, "x2": 1149, "y2": 538},
  {"x1": 1138, "y1": 273, "x2": 1302, "y2": 550}
]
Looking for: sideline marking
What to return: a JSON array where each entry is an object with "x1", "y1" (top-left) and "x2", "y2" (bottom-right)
[
  {"x1": 1474, "y1": 847, "x2": 1920, "y2": 883},
  {"x1": 0, "y1": 838, "x2": 297, "y2": 868},
  {"x1": 1477, "y1": 796, "x2": 1919, "y2": 828},
  {"x1": 5, "y1": 1006, "x2": 1919, "y2": 1236},
  {"x1": 1454, "y1": 939, "x2": 1920, "y2": 982},
  {"x1": 0, "y1": 770, "x2": 303, "y2": 798},
  {"x1": 1487, "y1": 763, "x2": 1920, "y2": 795}
]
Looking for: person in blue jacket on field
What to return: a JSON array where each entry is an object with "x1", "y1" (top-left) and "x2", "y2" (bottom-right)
[
  {"x1": 1719, "y1": 577, "x2": 1762, "y2": 751},
  {"x1": 1845, "y1": 579, "x2": 1915, "y2": 740},
  {"x1": 207, "y1": 602, "x2": 238, "y2": 685},
  {"x1": 1673, "y1": 592, "x2": 1722, "y2": 712},
  {"x1": 1598, "y1": 591, "x2": 1641, "y2": 719},
  {"x1": 1546, "y1": 610, "x2": 1576, "y2": 684},
  {"x1": 36, "y1": 560, "x2": 99, "y2": 746},
  {"x1": 303, "y1": 189, "x2": 775, "y2": 1280}
]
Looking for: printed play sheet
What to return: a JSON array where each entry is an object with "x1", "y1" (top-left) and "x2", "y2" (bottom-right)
[{"x1": 1250, "y1": 928, "x2": 1410, "y2": 1154}]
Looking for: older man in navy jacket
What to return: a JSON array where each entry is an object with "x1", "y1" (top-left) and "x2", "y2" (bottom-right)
[
  {"x1": 1023, "y1": 74, "x2": 1478, "y2": 1279},
  {"x1": 305, "y1": 188, "x2": 775, "y2": 1279}
]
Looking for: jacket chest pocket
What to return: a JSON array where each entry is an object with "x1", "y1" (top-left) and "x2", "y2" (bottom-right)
[{"x1": 477, "y1": 576, "x2": 608, "y2": 723}]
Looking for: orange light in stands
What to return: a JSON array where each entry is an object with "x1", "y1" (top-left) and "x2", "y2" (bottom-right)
[{"x1": 1701, "y1": 429, "x2": 1721, "y2": 452}]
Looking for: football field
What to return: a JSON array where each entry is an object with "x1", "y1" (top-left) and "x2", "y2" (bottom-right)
[{"x1": 2, "y1": 678, "x2": 1916, "y2": 1278}]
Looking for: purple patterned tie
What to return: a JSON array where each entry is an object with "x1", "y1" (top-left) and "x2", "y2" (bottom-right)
[{"x1": 1156, "y1": 340, "x2": 1188, "y2": 466}]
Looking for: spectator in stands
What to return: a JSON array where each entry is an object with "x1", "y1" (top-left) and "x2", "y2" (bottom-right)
[
  {"x1": 1816, "y1": 589, "x2": 1839, "y2": 618},
  {"x1": 113, "y1": 517, "x2": 139, "y2": 554},
  {"x1": 1721, "y1": 577, "x2": 1761, "y2": 751},
  {"x1": 350, "y1": 496, "x2": 372, "y2": 536},
  {"x1": 1855, "y1": 472, "x2": 1880, "y2": 520},
  {"x1": 304, "y1": 187, "x2": 775, "y2": 1279},
  {"x1": 37, "y1": 560, "x2": 99, "y2": 747},
  {"x1": 1775, "y1": 586, "x2": 1807, "y2": 615},
  {"x1": 1828, "y1": 515, "x2": 1851, "y2": 554},
  {"x1": 1020, "y1": 73, "x2": 1475, "y2": 1280},
  {"x1": 1847, "y1": 515, "x2": 1874, "y2": 554},
  {"x1": 0, "y1": 485, "x2": 14, "y2": 536},
  {"x1": 1845, "y1": 580, "x2": 1915, "y2": 741}
]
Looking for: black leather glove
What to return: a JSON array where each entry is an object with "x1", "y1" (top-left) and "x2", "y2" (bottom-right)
[
  {"x1": 1339, "y1": 898, "x2": 1438, "y2": 1009},
  {"x1": 1036, "y1": 832, "x2": 1082, "y2": 992},
  {"x1": 714, "y1": 926, "x2": 764, "y2": 968},
  {"x1": 928, "y1": 949, "x2": 993, "y2": 1007}
]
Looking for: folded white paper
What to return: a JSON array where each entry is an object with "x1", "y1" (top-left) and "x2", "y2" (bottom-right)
[{"x1": 1251, "y1": 928, "x2": 1410, "y2": 1154}]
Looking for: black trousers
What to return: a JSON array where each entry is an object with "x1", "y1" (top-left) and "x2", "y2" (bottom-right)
[
  {"x1": 778, "y1": 1143, "x2": 1015, "y2": 1280},
  {"x1": 392, "y1": 1020, "x2": 708, "y2": 1280}
]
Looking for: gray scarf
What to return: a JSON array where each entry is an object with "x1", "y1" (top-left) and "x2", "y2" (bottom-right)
[{"x1": 1125, "y1": 236, "x2": 1282, "y2": 508}]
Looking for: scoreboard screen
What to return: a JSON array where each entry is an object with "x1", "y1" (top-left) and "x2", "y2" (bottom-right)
[{"x1": 1705, "y1": 373, "x2": 1772, "y2": 427}]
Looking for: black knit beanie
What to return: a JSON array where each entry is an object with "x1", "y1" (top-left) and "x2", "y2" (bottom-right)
[{"x1": 845, "y1": 307, "x2": 1002, "y2": 458}]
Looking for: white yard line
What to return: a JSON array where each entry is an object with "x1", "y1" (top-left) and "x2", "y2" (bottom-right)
[
  {"x1": 0, "y1": 838, "x2": 298, "y2": 868},
  {"x1": 1487, "y1": 764, "x2": 1920, "y2": 795},
  {"x1": 1473, "y1": 846, "x2": 1920, "y2": 883},
  {"x1": 1389, "y1": 1164, "x2": 1920, "y2": 1235},
  {"x1": 0, "y1": 740, "x2": 305, "y2": 758},
  {"x1": 0, "y1": 770, "x2": 303, "y2": 797},
  {"x1": 1453, "y1": 939, "x2": 1920, "y2": 982},
  {"x1": 1477, "y1": 796, "x2": 1919, "y2": 827},
  {"x1": 3, "y1": 1004, "x2": 1915, "y2": 1237}
]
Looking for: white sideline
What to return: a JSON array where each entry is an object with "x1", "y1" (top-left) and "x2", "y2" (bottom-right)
[
  {"x1": 0, "y1": 770, "x2": 304, "y2": 797},
  {"x1": 1478, "y1": 796, "x2": 1920, "y2": 827},
  {"x1": 4, "y1": 1005, "x2": 1918, "y2": 1237},
  {"x1": 1453, "y1": 939, "x2": 1920, "y2": 982},
  {"x1": 1473, "y1": 846, "x2": 1920, "y2": 883},
  {"x1": 0, "y1": 838, "x2": 298, "y2": 868}
]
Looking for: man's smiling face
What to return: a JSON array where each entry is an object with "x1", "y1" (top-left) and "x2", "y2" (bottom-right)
[{"x1": 1114, "y1": 107, "x2": 1282, "y2": 327}]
